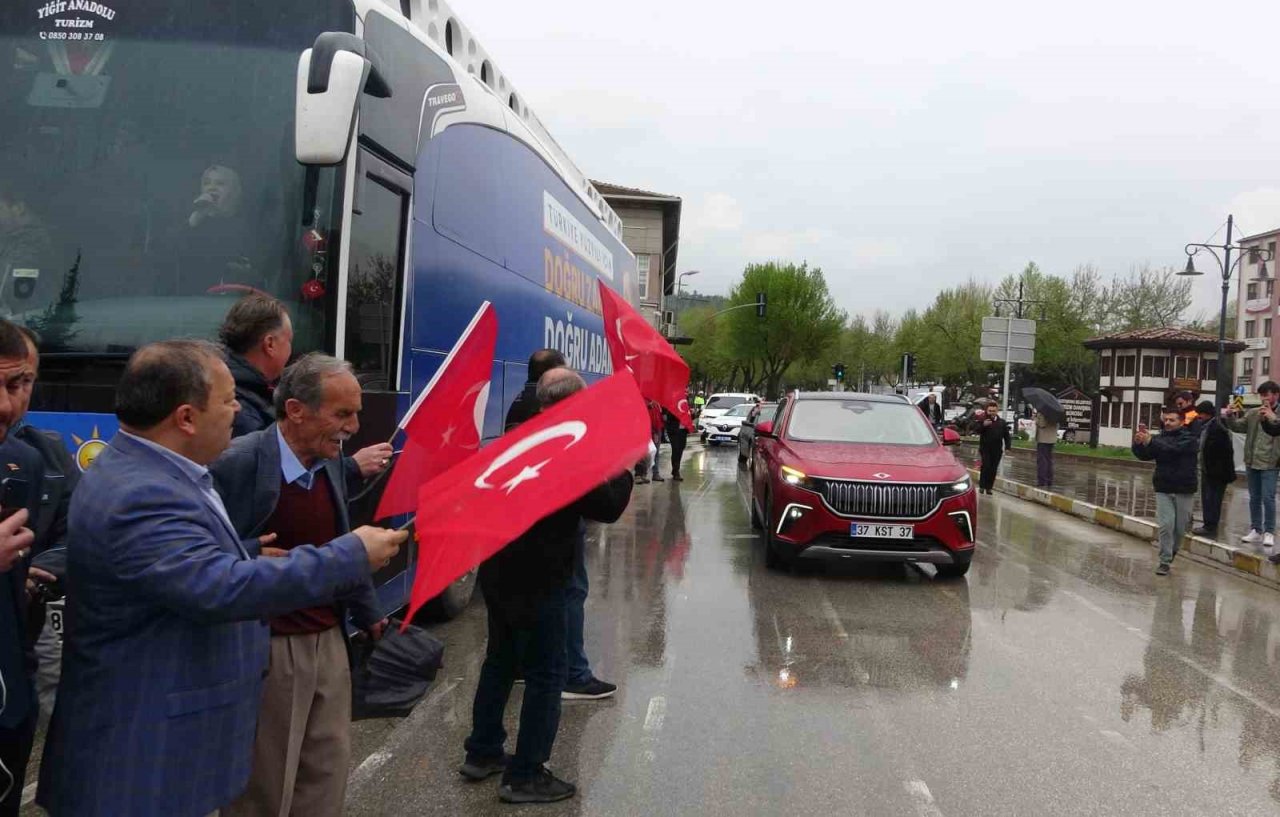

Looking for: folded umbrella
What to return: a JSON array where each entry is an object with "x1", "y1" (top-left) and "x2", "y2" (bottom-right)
[
  {"x1": 351, "y1": 619, "x2": 445, "y2": 720},
  {"x1": 1022, "y1": 387, "x2": 1066, "y2": 425}
]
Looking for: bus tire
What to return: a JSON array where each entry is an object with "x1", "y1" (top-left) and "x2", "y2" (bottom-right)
[{"x1": 420, "y1": 568, "x2": 477, "y2": 621}]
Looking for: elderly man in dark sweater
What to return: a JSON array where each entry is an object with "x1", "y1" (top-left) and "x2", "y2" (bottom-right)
[
  {"x1": 462, "y1": 368, "x2": 634, "y2": 805},
  {"x1": 1133, "y1": 405, "x2": 1200, "y2": 576}
]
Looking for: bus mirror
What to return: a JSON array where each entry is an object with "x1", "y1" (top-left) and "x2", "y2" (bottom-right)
[{"x1": 295, "y1": 33, "x2": 392, "y2": 166}]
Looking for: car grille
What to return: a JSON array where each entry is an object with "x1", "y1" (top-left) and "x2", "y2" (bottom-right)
[{"x1": 815, "y1": 480, "x2": 940, "y2": 519}]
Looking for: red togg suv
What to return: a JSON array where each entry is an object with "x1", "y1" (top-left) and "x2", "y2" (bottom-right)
[{"x1": 749, "y1": 392, "x2": 976, "y2": 577}]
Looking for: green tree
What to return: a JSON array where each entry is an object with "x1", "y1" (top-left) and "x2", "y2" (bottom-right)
[
  {"x1": 1099, "y1": 263, "x2": 1193, "y2": 331},
  {"x1": 723, "y1": 261, "x2": 845, "y2": 397},
  {"x1": 912, "y1": 280, "x2": 994, "y2": 388},
  {"x1": 994, "y1": 262, "x2": 1100, "y2": 390}
]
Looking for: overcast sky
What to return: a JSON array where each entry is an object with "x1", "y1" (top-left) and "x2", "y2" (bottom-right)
[{"x1": 460, "y1": 0, "x2": 1280, "y2": 322}]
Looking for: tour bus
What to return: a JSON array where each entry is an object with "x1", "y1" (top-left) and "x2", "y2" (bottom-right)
[{"x1": 0, "y1": 0, "x2": 638, "y2": 618}]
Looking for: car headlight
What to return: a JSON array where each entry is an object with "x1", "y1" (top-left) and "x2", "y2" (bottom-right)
[
  {"x1": 781, "y1": 465, "x2": 811, "y2": 488},
  {"x1": 940, "y1": 475, "x2": 972, "y2": 498}
]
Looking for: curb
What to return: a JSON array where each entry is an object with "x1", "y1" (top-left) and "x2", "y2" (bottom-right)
[
  {"x1": 968, "y1": 468, "x2": 1280, "y2": 591},
  {"x1": 962, "y1": 442, "x2": 1154, "y2": 471}
]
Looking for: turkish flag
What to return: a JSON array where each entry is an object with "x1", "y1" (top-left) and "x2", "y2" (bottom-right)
[
  {"x1": 374, "y1": 301, "x2": 498, "y2": 520},
  {"x1": 597, "y1": 279, "x2": 694, "y2": 430},
  {"x1": 405, "y1": 370, "x2": 649, "y2": 621}
]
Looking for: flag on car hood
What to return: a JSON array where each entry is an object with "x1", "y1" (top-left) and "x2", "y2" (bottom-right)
[
  {"x1": 405, "y1": 370, "x2": 649, "y2": 622},
  {"x1": 598, "y1": 279, "x2": 694, "y2": 430}
]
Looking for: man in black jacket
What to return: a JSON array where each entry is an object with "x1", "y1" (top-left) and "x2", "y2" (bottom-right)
[
  {"x1": 5, "y1": 327, "x2": 80, "y2": 716},
  {"x1": 462, "y1": 368, "x2": 633, "y2": 805},
  {"x1": 1133, "y1": 406, "x2": 1200, "y2": 576},
  {"x1": 218, "y1": 294, "x2": 392, "y2": 485},
  {"x1": 1193, "y1": 400, "x2": 1236, "y2": 539}
]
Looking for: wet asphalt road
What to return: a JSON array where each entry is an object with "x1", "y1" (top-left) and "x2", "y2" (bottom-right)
[{"x1": 342, "y1": 443, "x2": 1280, "y2": 817}]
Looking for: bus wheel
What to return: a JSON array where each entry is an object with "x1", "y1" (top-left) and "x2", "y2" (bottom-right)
[{"x1": 419, "y1": 568, "x2": 477, "y2": 621}]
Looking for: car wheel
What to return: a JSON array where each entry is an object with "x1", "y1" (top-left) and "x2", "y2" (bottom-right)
[
  {"x1": 935, "y1": 555, "x2": 972, "y2": 579},
  {"x1": 750, "y1": 490, "x2": 763, "y2": 529},
  {"x1": 763, "y1": 490, "x2": 793, "y2": 572},
  {"x1": 700, "y1": 433, "x2": 708, "y2": 444}
]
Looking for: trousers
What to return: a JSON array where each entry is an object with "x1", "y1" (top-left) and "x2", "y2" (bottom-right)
[
  {"x1": 1155, "y1": 492, "x2": 1194, "y2": 565},
  {"x1": 565, "y1": 525, "x2": 592, "y2": 686},
  {"x1": 225, "y1": 627, "x2": 351, "y2": 817},
  {"x1": 1246, "y1": 467, "x2": 1278, "y2": 534},
  {"x1": 978, "y1": 447, "x2": 1003, "y2": 490},
  {"x1": 465, "y1": 588, "x2": 568, "y2": 782},
  {"x1": 1036, "y1": 443, "x2": 1054, "y2": 487},
  {"x1": 1200, "y1": 478, "x2": 1227, "y2": 532},
  {"x1": 669, "y1": 431, "x2": 688, "y2": 477}
]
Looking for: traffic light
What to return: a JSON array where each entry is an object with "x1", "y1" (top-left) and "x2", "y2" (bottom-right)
[
  {"x1": 756, "y1": 292, "x2": 767, "y2": 318},
  {"x1": 832, "y1": 363, "x2": 846, "y2": 382},
  {"x1": 903, "y1": 353, "x2": 916, "y2": 380}
]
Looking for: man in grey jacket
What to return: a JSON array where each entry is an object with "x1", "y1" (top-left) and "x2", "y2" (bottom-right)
[{"x1": 1223, "y1": 381, "x2": 1280, "y2": 550}]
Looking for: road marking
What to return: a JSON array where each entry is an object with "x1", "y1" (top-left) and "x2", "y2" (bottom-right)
[
  {"x1": 727, "y1": 534, "x2": 758, "y2": 539},
  {"x1": 643, "y1": 696, "x2": 667, "y2": 732},
  {"x1": 354, "y1": 750, "x2": 394, "y2": 778},
  {"x1": 904, "y1": 779, "x2": 945, "y2": 817},
  {"x1": 21, "y1": 783, "x2": 36, "y2": 806},
  {"x1": 1099, "y1": 729, "x2": 1133, "y2": 750}
]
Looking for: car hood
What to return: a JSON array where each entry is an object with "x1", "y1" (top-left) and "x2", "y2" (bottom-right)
[
  {"x1": 708, "y1": 416, "x2": 745, "y2": 427},
  {"x1": 780, "y1": 439, "x2": 964, "y2": 480}
]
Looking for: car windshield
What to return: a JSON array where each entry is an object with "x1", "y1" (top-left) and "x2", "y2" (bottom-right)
[
  {"x1": 787, "y1": 399, "x2": 936, "y2": 446},
  {"x1": 724, "y1": 404, "x2": 752, "y2": 417},
  {"x1": 707, "y1": 395, "x2": 748, "y2": 409}
]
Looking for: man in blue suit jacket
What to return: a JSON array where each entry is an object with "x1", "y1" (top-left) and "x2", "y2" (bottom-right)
[{"x1": 37, "y1": 340, "x2": 407, "y2": 817}]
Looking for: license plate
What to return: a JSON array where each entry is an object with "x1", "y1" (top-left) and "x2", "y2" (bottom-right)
[
  {"x1": 47, "y1": 598, "x2": 66, "y2": 638},
  {"x1": 712, "y1": 435, "x2": 733, "y2": 441},
  {"x1": 850, "y1": 523, "x2": 914, "y2": 539}
]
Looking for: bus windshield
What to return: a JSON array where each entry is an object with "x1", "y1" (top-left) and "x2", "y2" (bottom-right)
[{"x1": 0, "y1": 0, "x2": 352, "y2": 354}]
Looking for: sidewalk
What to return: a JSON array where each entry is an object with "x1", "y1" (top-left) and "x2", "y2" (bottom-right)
[
  {"x1": 959, "y1": 444, "x2": 1280, "y2": 589},
  {"x1": 962, "y1": 443, "x2": 1273, "y2": 548}
]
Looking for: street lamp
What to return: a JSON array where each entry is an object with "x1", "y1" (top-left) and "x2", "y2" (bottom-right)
[
  {"x1": 676, "y1": 269, "x2": 701, "y2": 302},
  {"x1": 1181, "y1": 213, "x2": 1275, "y2": 408}
]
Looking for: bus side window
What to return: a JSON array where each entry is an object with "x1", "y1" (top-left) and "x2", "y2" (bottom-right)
[{"x1": 343, "y1": 150, "x2": 410, "y2": 391}]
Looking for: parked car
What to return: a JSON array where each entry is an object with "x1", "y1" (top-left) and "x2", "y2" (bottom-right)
[
  {"x1": 703, "y1": 403, "x2": 754, "y2": 447},
  {"x1": 750, "y1": 391, "x2": 976, "y2": 577},
  {"x1": 738, "y1": 401, "x2": 779, "y2": 466},
  {"x1": 699, "y1": 392, "x2": 760, "y2": 441}
]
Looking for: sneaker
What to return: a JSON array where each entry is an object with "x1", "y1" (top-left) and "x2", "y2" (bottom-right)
[
  {"x1": 672, "y1": 474, "x2": 684, "y2": 482},
  {"x1": 1192, "y1": 527, "x2": 1216, "y2": 537},
  {"x1": 562, "y1": 677, "x2": 617, "y2": 700},
  {"x1": 635, "y1": 476, "x2": 650, "y2": 485},
  {"x1": 1270, "y1": 551, "x2": 1280, "y2": 564},
  {"x1": 460, "y1": 753, "x2": 509, "y2": 781},
  {"x1": 651, "y1": 474, "x2": 665, "y2": 482},
  {"x1": 1265, "y1": 533, "x2": 1276, "y2": 548},
  {"x1": 1155, "y1": 563, "x2": 1171, "y2": 576},
  {"x1": 499, "y1": 767, "x2": 576, "y2": 804},
  {"x1": 1242, "y1": 529, "x2": 1262, "y2": 544}
]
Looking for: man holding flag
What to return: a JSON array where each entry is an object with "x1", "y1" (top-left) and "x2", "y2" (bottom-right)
[{"x1": 454, "y1": 369, "x2": 637, "y2": 804}]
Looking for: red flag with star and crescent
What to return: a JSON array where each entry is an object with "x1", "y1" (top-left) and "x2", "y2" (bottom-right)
[
  {"x1": 405, "y1": 370, "x2": 650, "y2": 621},
  {"x1": 597, "y1": 279, "x2": 694, "y2": 430},
  {"x1": 374, "y1": 301, "x2": 498, "y2": 521}
]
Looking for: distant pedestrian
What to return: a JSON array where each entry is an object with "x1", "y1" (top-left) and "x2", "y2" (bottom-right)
[
  {"x1": 646, "y1": 400, "x2": 665, "y2": 483},
  {"x1": 976, "y1": 400, "x2": 1011, "y2": 495},
  {"x1": 1034, "y1": 409, "x2": 1058, "y2": 488},
  {"x1": 1223, "y1": 381, "x2": 1280, "y2": 549},
  {"x1": 1174, "y1": 390, "x2": 1198, "y2": 429},
  {"x1": 1193, "y1": 400, "x2": 1236, "y2": 539},
  {"x1": 664, "y1": 407, "x2": 689, "y2": 481},
  {"x1": 1132, "y1": 406, "x2": 1199, "y2": 576}
]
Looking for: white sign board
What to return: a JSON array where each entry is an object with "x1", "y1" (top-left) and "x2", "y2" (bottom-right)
[
  {"x1": 982, "y1": 317, "x2": 1037, "y2": 334},
  {"x1": 981, "y1": 330, "x2": 1036, "y2": 349},
  {"x1": 981, "y1": 346, "x2": 1035, "y2": 364}
]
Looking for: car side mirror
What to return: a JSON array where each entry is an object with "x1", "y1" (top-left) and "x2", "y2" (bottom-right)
[
  {"x1": 755, "y1": 420, "x2": 775, "y2": 437},
  {"x1": 295, "y1": 32, "x2": 392, "y2": 166},
  {"x1": 942, "y1": 427, "x2": 961, "y2": 446}
]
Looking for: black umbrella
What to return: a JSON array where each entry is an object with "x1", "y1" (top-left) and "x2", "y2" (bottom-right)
[
  {"x1": 1022, "y1": 387, "x2": 1066, "y2": 425},
  {"x1": 351, "y1": 619, "x2": 445, "y2": 720}
]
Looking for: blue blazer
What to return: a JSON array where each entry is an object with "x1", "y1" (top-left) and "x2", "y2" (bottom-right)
[
  {"x1": 210, "y1": 425, "x2": 381, "y2": 628},
  {"x1": 37, "y1": 432, "x2": 371, "y2": 817}
]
